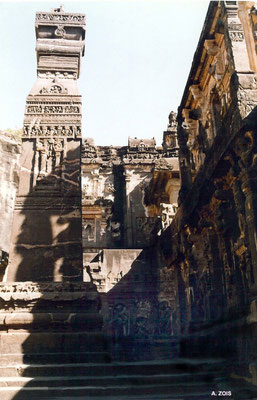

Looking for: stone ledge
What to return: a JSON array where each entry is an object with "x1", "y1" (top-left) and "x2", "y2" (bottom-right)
[{"x1": 0, "y1": 282, "x2": 97, "y2": 302}]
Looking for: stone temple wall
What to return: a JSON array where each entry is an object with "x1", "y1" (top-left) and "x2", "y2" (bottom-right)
[
  {"x1": 155, "y1": 0, "x2": 257, "y2": 384},
  {"x1": 0, "y1": 132, "x2": 21, "y2": 279},
  {"x1": 81, "y1": 117, "x2": 181, "y2": 359},
  {"x1": 81, "y1": 117, "x2": 180, "y2": 288}
]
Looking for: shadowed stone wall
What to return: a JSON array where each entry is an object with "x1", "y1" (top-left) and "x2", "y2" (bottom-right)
[{"x1": 155, "y1": 0, "x2": 257, "y2": 385}]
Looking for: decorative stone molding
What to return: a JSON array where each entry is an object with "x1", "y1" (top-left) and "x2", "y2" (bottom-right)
[
  {"x1": 0, "y1": 282, "x2": 96, "y2": 302},
  {"x1": 229, "y1": 31, "x2": 245, "y2": 41},
  {"x1": 36, "y1": 13, "x2": 85, "y2": 24},
  {"x1": 38, "y1": 72, "x2": 78, "y2": 79},
  {"x1": 23, "y1": 125, "x2": 81, "y2": 138},
  {"x1": 26, "y1": 105, "x2": 80, "y2": 114}
]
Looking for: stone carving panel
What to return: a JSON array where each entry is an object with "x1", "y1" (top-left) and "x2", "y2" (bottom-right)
[
  {"x1": 26, "y1": 105, "x2": 80, "y2": 114},
  {"x1": 36, "y1": 137, "x2": 65, "y2": 178},
  {"x1": 23, "y1": 125, "x2": 81, "y2": 138},
  {"x1": 40, "y1": 84, "x2": 68, "y2": 95}
]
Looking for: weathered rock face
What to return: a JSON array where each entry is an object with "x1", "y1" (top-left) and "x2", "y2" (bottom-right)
[
  {"x1": 0, "y1": 132, "x2": 21, "y2": 252},
  {"x1": 0, "y1": 132, "x2": 21, "y2": 279}
]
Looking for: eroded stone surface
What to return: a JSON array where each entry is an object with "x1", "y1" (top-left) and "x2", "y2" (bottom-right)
[{"x1": 0, "y1": 132, "x2": 21, "y2": 259}]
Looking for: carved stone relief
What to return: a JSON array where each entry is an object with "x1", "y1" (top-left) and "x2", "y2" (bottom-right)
[
  {"x1": 23, "y1": 125, "x2": 81, "y2": 138},
  {"x1": 36, "y1": 137, "x2": 65, "y2": 178}
]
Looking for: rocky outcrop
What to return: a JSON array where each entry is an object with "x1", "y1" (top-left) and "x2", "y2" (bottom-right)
[{"x1": 0, "y1": 132, "x2": 21, "y2": 278}]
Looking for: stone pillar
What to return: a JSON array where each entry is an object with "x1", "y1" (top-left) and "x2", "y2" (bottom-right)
[
  {"x1": 124, "y1": 168, "x2": 134, "y2": 247},
  {"x1": 0, "y1": 8, "x2": 107, "y2": 368},
  {"x1": 8, "y1": 8, "x2": 86, "y2": 282},
  {"x1": 223, "y1": 1, "x2": 252, "y2": 72}
]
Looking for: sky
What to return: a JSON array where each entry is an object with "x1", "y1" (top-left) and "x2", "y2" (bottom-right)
[{"x1": 0, "y1": 0, "x2": 210, "y2": 146}]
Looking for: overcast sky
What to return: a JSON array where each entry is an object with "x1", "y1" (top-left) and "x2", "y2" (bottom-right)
[{"x1": 0, "y1": 0, "x2": 209, "y2": 146}]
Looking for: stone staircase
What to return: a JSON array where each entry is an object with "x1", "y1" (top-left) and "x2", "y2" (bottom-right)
[
  {"x1": 0, "y1": 357, "x2": 238, "y2": 400},
  {"x1": 0, "y1": 283, "x2": 255, "y2": 400}
]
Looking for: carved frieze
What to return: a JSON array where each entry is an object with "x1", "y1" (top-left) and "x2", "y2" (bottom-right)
[
  {"x1": 23, "y1": 125, "x2": 81, "y2": 138},
  {"x1": 38, "y1": 72, "x2": 78, "y2": 79},
  {"x1": 154, "y1": 158, "x2": 174, "y2": 171},
  {"x1": 26, "y1": 104, "x2": 80, "y2": 114},
  {"x1": 229, "y1": 31, "x2": 245, "y2": 42},
  {"x1": 0, "y1": 282, "x2": 96, "y2": 304},
  {"x1": 36, "y1": 13, "x2": 85, "y2": 23}
]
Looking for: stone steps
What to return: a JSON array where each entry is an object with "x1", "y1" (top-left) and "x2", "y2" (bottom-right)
[
  {"x1": 0, "y1": 371, "x2": 219, "y2": 387},
  {"x1": 0, "y1": 352, "x2": 111, "y2": 365},
  {"x1": 0, "y1": 359, "x2": 230, "y2": 399},
  {"x1": 0, "y1": 381, "x2": 219, "y2": 400},
  {"x1": 0, "y1": 359, "x2": 227, "y2": 377}
]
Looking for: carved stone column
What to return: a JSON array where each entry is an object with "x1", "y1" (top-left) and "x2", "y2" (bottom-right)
[
  {"x1": 1, "y1": 8, "x2": 106, "y2": 368},
  {"x1": 8, "y1": 9, "x2": 86, "y2": 282}
]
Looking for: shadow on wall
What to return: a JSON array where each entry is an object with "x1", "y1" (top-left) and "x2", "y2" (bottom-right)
[
  {"x1": 13, "y1": 145, "x2": 82, "y2": 282},
  {"x1": 98, "y1": 247, "x2": 179, "y2": 362}
]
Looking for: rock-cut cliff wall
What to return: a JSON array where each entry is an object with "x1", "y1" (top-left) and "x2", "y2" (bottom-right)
[{"x1": 0, "y1": 132, "x2": 21, "y2": 272}]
